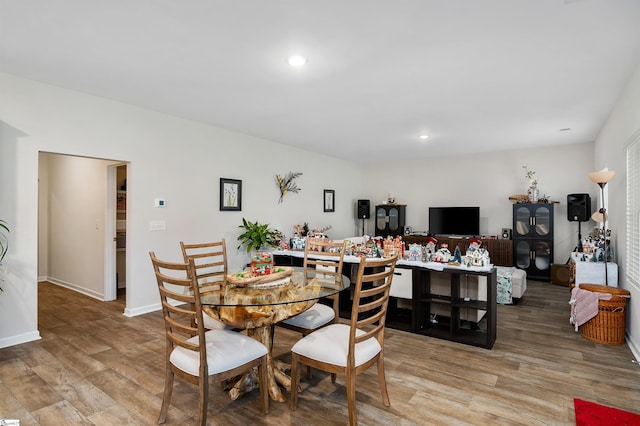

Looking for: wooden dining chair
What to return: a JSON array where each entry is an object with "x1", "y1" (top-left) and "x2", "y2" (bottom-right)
[
  {"x1": 180, "y1": 239, "x2": 231, "y2": 330},
  {"x1": 289, "y1": 254, "x2": 398, "y2": 426},
  {"x1": 278, "y1": 238, "x2": 347, "y2": 335},
  {"x1": 149, "y1": 252, "x2": 269, "y2": 425}
]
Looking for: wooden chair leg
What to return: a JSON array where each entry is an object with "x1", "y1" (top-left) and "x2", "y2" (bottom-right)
[
  {"x1": 301, "y1": 329, "x2": 313, "y2": 379},
  {"x1": 158, "y1": 368, "x2": 174, "y2": 424},
  {"x1": 306, "y1": 365, "x2": 312, "y2": 379},
  {"x1": 197, "y1": 375, "x2": 209, "y2": 426},
  {"x1": 289, "y1": 353, "x2": 300, "y2": 411},
  {"x1": 377, "y1": 356, "x2": 390, "y2": 406},
  {"x1": 258, "y1": 357, "x2": 270, "y2": 414},
  {"x1": 346, "y1": 369, "x2": 357, "y2": 426}
]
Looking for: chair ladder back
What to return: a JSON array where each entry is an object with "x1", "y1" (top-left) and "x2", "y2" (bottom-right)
[
  {"x1": 303, "y1": 239, "x2": 347, "y2": 275},
  {"x1": 163, "y1": 302, "x2": 198, "y2": 340},
  {"x1": 150, "y1": 252, "x2": 207, "y2": 357},
  {"x1": 180, "y1": 239, "x2": 228, "y2": 286},
  {"x1": 303, "y1": 239, "x2": 347, "y2": 322},
  {"x1": 349, "y1": 255, "x2": 398, "y2": 345},
  {"x1": 309, "y1": 259, "x2": 342, "y2": 272}
]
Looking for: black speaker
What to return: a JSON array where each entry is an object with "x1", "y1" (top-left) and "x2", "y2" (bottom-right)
[
  {"x1": 567, "y1": 193, "x2": 591, "y2": 222},
  {"x1": 357, "y1": 199, "x2": 370, "y2": 219},
  {"x1": 500, "y1": 228, "x2": 512, "y2": 240}
]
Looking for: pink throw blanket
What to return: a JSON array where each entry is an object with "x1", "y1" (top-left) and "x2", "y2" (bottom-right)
[{"x1": 569, "y1": 287, "x2": 612, "y2": 331}]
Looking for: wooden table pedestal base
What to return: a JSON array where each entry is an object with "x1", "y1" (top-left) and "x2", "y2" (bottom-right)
[{"x1": 228, "y1": 325, "x2": 291, "y2": 402}]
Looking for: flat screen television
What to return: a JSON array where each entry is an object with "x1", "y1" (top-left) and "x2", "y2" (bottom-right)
[{"x1": 428, "y1": 207, "x2": 480, "y2": 237}]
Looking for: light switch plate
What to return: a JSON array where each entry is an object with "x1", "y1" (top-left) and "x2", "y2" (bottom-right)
[{"x1": 150, "y1": 220, "x2": 166, "y2": 231}]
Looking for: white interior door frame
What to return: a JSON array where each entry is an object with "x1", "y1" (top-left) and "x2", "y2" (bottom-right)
[{"x1": 104, "y1": 164, "x2": 119, "y2": 301}]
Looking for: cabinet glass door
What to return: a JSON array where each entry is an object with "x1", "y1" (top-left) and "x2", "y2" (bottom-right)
[
  {"x1": 534, "y1": 241, "x2": 551, "y2": 271},
  {"x1": 388, "y1": 207, "x2": 399, "y2": 231},
  {"x1": 534, "y1": 206, "x2": 551, "y2": 237},
  {"x1": 514, "y1": 206, "x2": 530, "y2": 236},
  {"x1": 515, "y1": 240, "x2": 531, "y2": 269},
  {"x1": 376, "y1": 208, "x2": 386, "y2": 231}
]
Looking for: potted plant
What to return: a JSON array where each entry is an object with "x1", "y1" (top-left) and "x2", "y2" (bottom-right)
[
  {"x1": 237, "y1": 218, "x2": 279, "y2": 253},
  {"x1": 0, "y1": 219, "x2": 9, "y2": 293},
  {"x1": 237, "y1": 218, "x2": 281, "y2": 275}
]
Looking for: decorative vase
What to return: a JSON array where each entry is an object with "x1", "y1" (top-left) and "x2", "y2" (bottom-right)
[{"x1": 527, "y1": 186, "x2": 539, "y2": 203}]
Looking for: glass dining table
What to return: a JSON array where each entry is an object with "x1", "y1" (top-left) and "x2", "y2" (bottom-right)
[{"x1": 200, "y1": 267, "x2": 350, "y2": 402}]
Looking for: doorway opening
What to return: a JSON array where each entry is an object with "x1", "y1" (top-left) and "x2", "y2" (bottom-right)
[{"x1": 38, "y1": 152, "x2": 129, "y2": 308}]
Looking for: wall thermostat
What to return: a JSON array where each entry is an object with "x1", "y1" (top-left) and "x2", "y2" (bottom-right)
[{"x1": 154, "y1": 198, "x2": 166, "y2": 207}]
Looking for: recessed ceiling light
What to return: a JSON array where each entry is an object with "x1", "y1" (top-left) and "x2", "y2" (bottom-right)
[
  {"x1": 419, "y1": 134, "x2": 429, "y2": 140},
  {"x1": 287, "y1": 55, "x2": 307, "y2": 67}
]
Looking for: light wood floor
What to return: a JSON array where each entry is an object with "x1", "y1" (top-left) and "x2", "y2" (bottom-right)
[{"x1": 0, "y1": 280, "x2": 638, "y2": 425}]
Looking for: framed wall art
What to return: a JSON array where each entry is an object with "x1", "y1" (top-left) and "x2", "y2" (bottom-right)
[
  {"x1": 324, "y1": 189, "x2": 335, "y2": 212},
  {"x1": 220, "y1": 178, "x2": 242, "y2": 211}
]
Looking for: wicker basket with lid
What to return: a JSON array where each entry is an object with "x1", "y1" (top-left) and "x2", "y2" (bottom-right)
[{"x1": 578, "y1": 284, "x2": 630, "y2": 345}]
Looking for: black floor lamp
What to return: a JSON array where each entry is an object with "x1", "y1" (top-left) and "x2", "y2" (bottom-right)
[{"x1": 588, "y1": 169, "x2": 616, "y2": 286}]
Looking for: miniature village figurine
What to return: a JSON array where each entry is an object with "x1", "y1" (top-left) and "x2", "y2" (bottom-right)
[
  {"x1": 408, "y1": 243, "x2": 422, "y2": 261},
  {"x1": 435, "y1": 244, "x2": 451, "y2": 263}
]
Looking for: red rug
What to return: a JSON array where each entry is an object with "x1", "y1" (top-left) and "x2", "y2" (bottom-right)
[{"x1": 574, "y1": 398, "x2": 640, "y2": 425}]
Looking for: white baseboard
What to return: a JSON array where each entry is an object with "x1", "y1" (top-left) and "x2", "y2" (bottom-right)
[
  {"x1": 45, "y1": 277, "x2": 105, "y2": 301},
  {"x1": 0, "y1": 331, "x2": 41, "y2": 349},
  {"x1": 627, "y1": 332, "x2": 640, "y2": 362},
  {"x1": 124, "y1": 302, "x2": 161, "y2": 317}
]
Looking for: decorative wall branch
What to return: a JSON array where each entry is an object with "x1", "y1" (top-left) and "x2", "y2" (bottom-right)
[{"x1": 275, "y1": 171, "x2": 302, "y2": 203}]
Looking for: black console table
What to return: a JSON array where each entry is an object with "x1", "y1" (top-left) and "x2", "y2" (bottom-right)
[{"x1": 274, "y1": 251, "x2": 497, "y2": 349}]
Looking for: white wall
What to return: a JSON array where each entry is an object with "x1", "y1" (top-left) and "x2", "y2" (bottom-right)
[
  {"x1": 0, "y1": 72, "x2": 364, "y2": 347},
  {"x1": 35, "y1": 132, "x2": 598, "y2": 307},
  {"x1": 0, "y1": 121, "x2": 39, "y2": 346},
  {"x1": 593, "y1": 60, "x2": 640, "y2": 360},
  {"x1": 361, "y1": 144, "x2": 597, "y2": 260}
]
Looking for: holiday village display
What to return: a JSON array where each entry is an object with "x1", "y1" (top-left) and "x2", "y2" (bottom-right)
[{"x1": 278, "y1": 229, "x2": 491, "y2": 268}]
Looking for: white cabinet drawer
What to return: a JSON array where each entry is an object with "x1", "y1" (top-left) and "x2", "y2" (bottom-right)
[{"x1": 388, "y1": 267, "x2": 412, "y2": 299}]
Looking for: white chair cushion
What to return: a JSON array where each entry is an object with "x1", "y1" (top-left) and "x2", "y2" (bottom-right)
[
  {"x1": 170, "y1": 329, "x2": 267, "y2": 376},
  {"x1": 291, "y1": 323, "x2": 381, "y2": 367},
  {"x1": 281, "y1": 303, "x2": 335, "y2": 329},
  {"x1": 202, "y1": 313, "x2": 231, "y2": 330}
]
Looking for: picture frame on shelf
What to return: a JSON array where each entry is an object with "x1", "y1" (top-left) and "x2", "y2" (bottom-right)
[
  {"x1": 220, "y1": 178, "x2": 242, "y2": 211},
  {"x1": 324, "y1": 189, "x2": 335, "y2": 212}
]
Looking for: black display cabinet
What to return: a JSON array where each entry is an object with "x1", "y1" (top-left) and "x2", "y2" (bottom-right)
[
  {"x1": 375, "y1": 204, "x2": 406, "y2": 237},
  {"x1": 512, "y1": 203, "x2": 554, "y2": 281}
]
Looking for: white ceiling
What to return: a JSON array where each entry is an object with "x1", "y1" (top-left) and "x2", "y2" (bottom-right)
[{"x1": 2, "y1": 0, "x2": 640, "y2": 163}]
